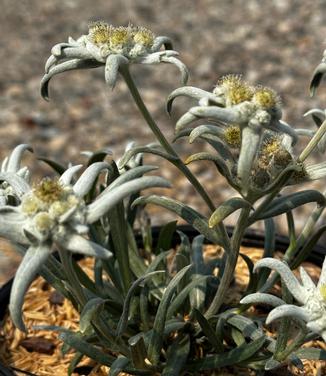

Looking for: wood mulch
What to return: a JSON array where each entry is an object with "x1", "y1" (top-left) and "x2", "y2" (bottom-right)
[{"x1": 0, "y1": 246, "x2": 325, "y2": 375}]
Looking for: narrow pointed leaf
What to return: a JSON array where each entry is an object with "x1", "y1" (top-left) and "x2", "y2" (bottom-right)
[
  {"x1": 148, "y1": 265, "x2": 192, "y2": 365},
  {"x1": 162, "y1": 334, "x2": 190, "y2": 376},
  {"x1": 38, "y1": 157, "x2": 66, "y2": 175},
  {"x1": 132, "y1": 195, "x2": 224, "y2": 247},
  {"x1": 117, "y1": 146, "x2": 177, "y2": 169},
  {"x1": 155, "y1": 220, "x2": 177, "y2": 253},
  {"x1": 310, "y1": 62, "x2": 326, "y2": 97},
  {"x1": 59, "y1": 331, "x2": 115, "y2": 366},
  {"x1": 116, "y1": 271, "x2": 165, "y2": 336},
  {"x1": 87, "y1": 176, "x2": 171, "y2": 223},
  {"x1": 79, "y1": 297, "x2": 107, "y2": 333},
  {"x1": 253, "y1": 190, "x2": 326, "y2": 221},
  {"x1": 194, "y1": 309, "x2": 224, "y2": 353},
  {"x1": 186, "y1": 336, "x2": 266, "y2": 371},
  {"x1": 109, "y1": 356, "x2": 130, "y2": 376},
  {"x1": 10, "y1": 244, "x2": 52, "y2": 331},
  {"x1": 68, "y1": 352, "x2": 84, "y2": 376},
  {"x1": 209, "y1": 198, "x2": 251, "y2": 228}
]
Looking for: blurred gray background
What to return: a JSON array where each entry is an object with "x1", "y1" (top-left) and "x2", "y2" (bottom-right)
[{"x1": 1, "y1": 0, "x2": 326, "y2": 284}]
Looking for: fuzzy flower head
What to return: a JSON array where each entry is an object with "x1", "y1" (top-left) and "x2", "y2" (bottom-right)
[
  {"x1": 41, "y1": 22, "x2": 188, "y2": 98},
  {"x1": 21, "y1": 178, "x2": 85, "y2": 242},
  {"x1": 0, "y1": 161, "x2": 170, "y2": 332},
  {"x1": 214, "y1": 74, "x2": 254, "y2": 107},
  {"x1": 0, "y1": 144, "x2": 32, "y2": 206},
  {"x1": 241, "y1": 257, "x2": 326, "y2": 342},
  {"x1": 88, "y1": 22, "x2": 155, "y2": 58},
  {"x1": 223, "y1": 124, "x2": 242, "y2": 148}
]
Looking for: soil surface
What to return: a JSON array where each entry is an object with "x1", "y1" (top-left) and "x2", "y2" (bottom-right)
[{"x1": 1, "y1": 0, "x2": 326, "y2": 284}]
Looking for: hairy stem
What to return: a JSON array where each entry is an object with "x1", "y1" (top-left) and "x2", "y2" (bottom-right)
[
  {"x1": 120, "y1": 66, "x2": 230, "y2": 249},
  {"x1": 205, "y1": 207, "x2": 251, "y2": 318}
]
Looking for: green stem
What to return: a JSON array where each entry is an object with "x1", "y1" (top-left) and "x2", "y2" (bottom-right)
[
  {"x1": 298, "y1": 119, "x2": 326, "y2": 162},
  {"x1": 120, "y1": 66, "x2": 231, "y2": 249},
  {"x1": 120, "y1": 66, "x2": 215, "y2": 213},
  {"x1": 58, "y1": 248, "x2": 86, "y2": 307},
  {"x1": 205, "y1": 207, "x2": 251, "y2": 318}
]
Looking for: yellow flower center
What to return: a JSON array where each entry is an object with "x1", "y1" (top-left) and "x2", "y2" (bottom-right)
[
  {"x1": 88, "y1": 21, "x2": 111, "y2": 45},
  {"x1": 253, "y1": 87, "x2": 280, "y2": 110},
  {"x1": 218, "y1": 74, "x2": 254, "y2": 105},
  {"x1": 223, "y1": 125, "x2": 241, "y2": 148},
  {"x1": 261, "y1": 137, "x2": 281, "y2": 156},
  {"x1": 34, "y1": 212, "x2": 55, "y2": 232},
  {"x1": 320, "y1": 284, "x2": 326, "y2": 300},
  {"x1": 33, "y1": 178, "x2": 64, "y2": 204},
  {"x1": 133, "y1": 27, "x2": 155, "y2": 47}
]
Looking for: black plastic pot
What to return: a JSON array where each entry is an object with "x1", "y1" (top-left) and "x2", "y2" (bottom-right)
[{"x1": 1, "y1": 225, "x2": 325, "y2": 375}]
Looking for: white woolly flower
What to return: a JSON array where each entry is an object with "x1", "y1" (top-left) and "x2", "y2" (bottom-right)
[
  {"x1": 41, "y1": 22, "x2": 188, "y2": 98},
  {"x1": 0, "y1": 144, "x2": 32, "y2": 205},
  {"x1": 0, "y1": 162, "x2": 170, "y2": 331},
  {"x1": 240, "y1": 257, "x2": 326, "y2": 342}
]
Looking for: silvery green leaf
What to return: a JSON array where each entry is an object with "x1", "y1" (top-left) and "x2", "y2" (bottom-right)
[
  {"x1": 189, "y1": 124, "x2": 224, "y2": 143},
  {"x1": 295, "y1": 347, "x2": 326, "y2": 360},
  {"x1": 128, "y1": 334, "x2": 148, "y2": 370},
  {"x1": 299, "y1": 267, "x2": 316, "y2": 290},
  {"x1": 185, "y1": 336, "x2": 266, "y2": 371},
  {"x1": 68, "y1": 352, "x2": 84, "y2": 376},
  {"x1": 115, "y1": 271, "x2": 165, "y2": 336},
  {"x1": 160, "y1": 55, "x2": 189, "y2": 85},
  {"x1": 59, "y1": 331, "x2": 115, "y2": 366},
  {"x1": 41, "y1": 59, "x2": 102, "y2": 100},
  {"x1": 162, "y1": 334, "x2": 190, "y2": 376},
  {"x1": 52, "y1": 46, "x2": 93, "y2": 60},
  {"x1": 166, "y1": 276, "x2": 209, "y2": 319},
  {"x1": 51, "y1": 42, "x2": 74, "y2": 56},
  {"x1": 109, "y1": 356, "x2": 130, "y2": 376},
  {"x1": 193, "y1": 309, "x2": 224, "y2": 353},
  {"x1": 5, "y1": 144, "x2": 32, "y2": 172},
  {"x1": 189, "y1": 235, "x2": 206, "y2": 311},
  {"x1": 132, "y1": 195, "x2": 224, "y2": 247},
  {"x1": 209, "y1": 198, "x2": 251, "y2": 228},
  {"x1": 73, "y1": 162, "x2": 109, "y2": 197},
  {"x1": 0, "y1": 173, "x2": 30, "y2": 197},
  {"x1": 310, "y1": 61, "x2": 326, "y2": 97},
  {"x1": 240, "y1": 292, "x2": 285, "y2": 307},
  {"x1": 105, "y1": 54, "x2": 129, "y2": 88},
  {"x1": 87, "y1": 176, "x2": 171, "y2": 223},
  {"x1": 237, "y1": 126, "x2": 261, "y2": 190},
  {"x1": 167, "y1": 87, "x2": 224, "y2": 115},
  {"x1": 175, "y1": 106, "x2": 238, "y2": 133},
  {"x1": 147, "y1": 265, "x2": 192, "y2": 365},
  {"x1": 185, "y1": 152, "x2": 237, "y2": 190},
  {"x1": 59, "y1": 165, "x2": 83, "y2": 185},
  {"x1": 0, "y1": 206, "x2": 27, "y2": 244},
  {"x1": 151, "y1": 36, "x2": 173, "y2": 52},
  {"x1": 266, "y1": 304, "x2": 309, "y2": 325},
  {"x1": 79, "y1": 297, "x2": 107, "y2": 333},
  {"x1": 57, "y1": 233, "x2": 113, "y2": 259},
  {"x1": 117, "y1": 145, "x2": 177, "y2": 170},
  {"x1": 10, "y1": 244, "x2": 52, "y2": 331},
  {"x1": 106, "y1": 166, "x2": 158, "y2": 192},
  {"x1": 254, "y1": 190, "x2": 326, "y2": 221},
  {"x1": 253, "y1": 258, "x2": 307, "y2": 304}
]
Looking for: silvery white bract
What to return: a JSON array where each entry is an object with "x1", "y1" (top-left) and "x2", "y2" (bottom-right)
[
  {"x1": 241, "y1": 257, "x2": 326, "y2": 341},
  {"x1": 167, "y1": 76, "x2": 301, "y2": 192},
  {"x1": 0, "y1": 161, "x2": 170, "y2": 331},
  {"x1": 0, "y1": 144, "x2": 32, "y2": 206},
  {"x1": 41, "y1": 22, "x2": 188, "y2": 99}
]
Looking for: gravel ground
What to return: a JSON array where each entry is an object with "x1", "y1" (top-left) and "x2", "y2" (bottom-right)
[{"x1": 1, "y1": 0, "x2": 326, "y2": 284}]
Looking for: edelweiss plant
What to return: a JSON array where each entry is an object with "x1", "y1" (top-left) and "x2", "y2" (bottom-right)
[{"x1": 3, "y1": 21, "x2": 326, "y2": 375}]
